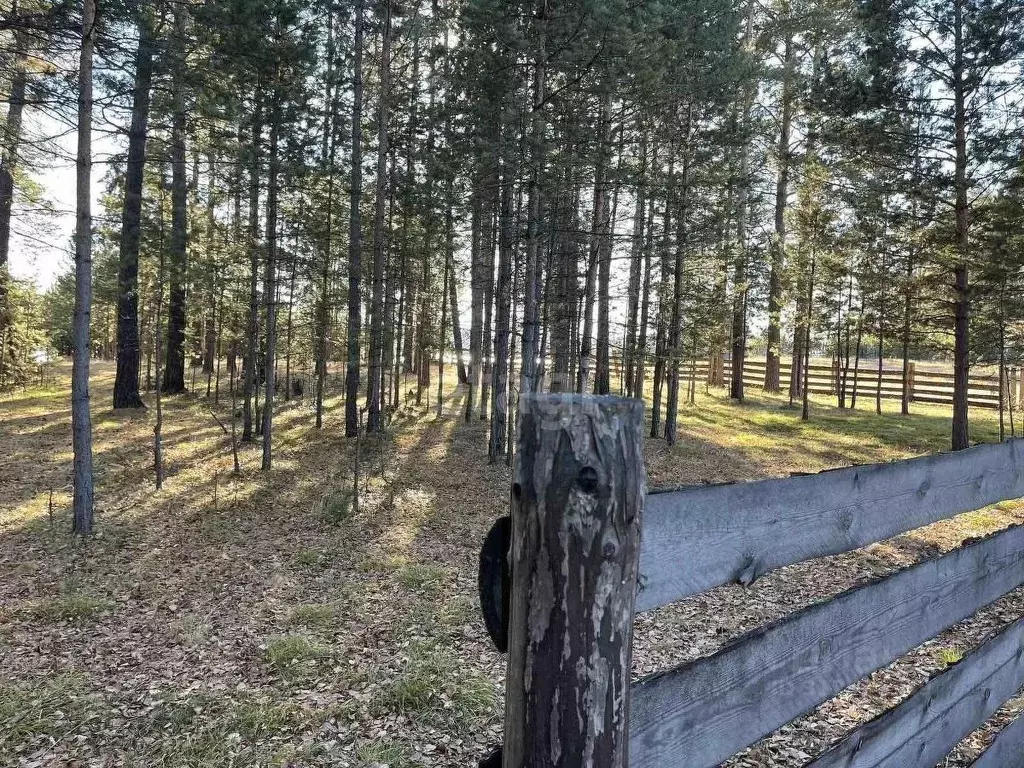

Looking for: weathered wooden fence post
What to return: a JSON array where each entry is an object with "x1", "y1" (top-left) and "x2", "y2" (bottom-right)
[
  {"x1": 503, "y1": 394, "x2": 646, "y2": 768},
  {"x1": 908, "y1": 361, "x2": 916, "y2": 403}
]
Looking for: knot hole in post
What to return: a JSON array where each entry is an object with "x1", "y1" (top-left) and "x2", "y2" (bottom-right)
[{"x1": 577, "y1": 466, "x2": 599, "y2": 494}]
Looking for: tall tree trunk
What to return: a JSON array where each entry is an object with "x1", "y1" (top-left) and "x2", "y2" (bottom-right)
[
  {"x1": 489, "y1": 140, "x2": 514, "y2": 462},
  {"x1": 113, "y1": 15, "x2": 154, "y2": 409},
  {"x1": 242, "y1": 93, "x2": 262, "y2": 442},
  {"x1": 0, "y1": 42, "x2": 26, "y2": 338},
  {"x1": 665, "y1": 110, "x2": 690, "y2": 445},
  {"x1": 203, "y1": 153, "x2": 217, "y2": 392},
  {"x1": 344, "y1": 0, "x2": 365, "y2": 438},
  {"x1": 519, "y1": 3, "x2": 546, "y2": 399},
  {"x1": 650, "y1": 148, "x2": 674, "y2": 439},
  {"x1": 901, "y1": 253, "x2": 914, "y2": 415},
  {"x1": 951, "y1": 0, "x2": 970, "y2": 450},
  {"x1": 366, "y1": 0, "x2": 391, "y2": 433},
  {"x1": 624, "y1": 124, "x2": 647, "y2": 397},
  {"x1": 851, "y1": 301, "x2": 864, "y2": 408},
  {"x1": 314, "y1": 5, "x2": 336, "y2": 429},
  {"x1": 549, "y1": 160, "x2": 577, "y2": 393},
  {"x1": 448, "y1": 245, "x2": 468, "y2": 385},
  {"x1": 162, "y1": 6, "x2": 189, "y2": 395},
  {"x1": 466, "y1": 178, "x2": 484, "y2": 416},
  {"x1": 261, "y1": 90, "x2": 280, "y2": 471},
  {"x1": 801, "y1": 248, "x2": 816, "y2": 421},
  {"x1": 480, "y1": 182, "x2": 496, "y2": 419},
  {"x1": 437, "y1": 250, "x2": 450, "y2": 416},
  {"x1": 72, "y1": 0, "x2": 96, "y2": 535},
  {"x1": 593, "y1": 87, "x2": 614, "y2": 395},
  {"x1": 764, "y1": 17, "x2": 794, "y2": 393},
  {"x1": 634, "y1": 143, "x2": 658, "y2": 401},
  {"x1": 578, "y1": 97, "x2": 610, "y2": 395}
]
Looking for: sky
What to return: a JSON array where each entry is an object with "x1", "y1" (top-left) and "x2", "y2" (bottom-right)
[{"x1": 8, "y1": 109, "x2": 111, "y2": 291}]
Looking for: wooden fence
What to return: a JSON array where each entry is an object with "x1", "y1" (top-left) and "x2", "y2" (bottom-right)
[
  {"x1": 485, "y1": 394, "x2": 1024, "y2": 767},
  {"x1": 631, "y1": 357, "x2": 1013, "y2": 410}
]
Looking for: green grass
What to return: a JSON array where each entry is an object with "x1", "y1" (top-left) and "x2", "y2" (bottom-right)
[
  {"x1": 378, "y1": 639, "x2": 498, "y2": 725},
  {"x1": 357, "y1": 738, "x2": 413, "y2": 767},
  {"x1": 265, "y1": 635, "x2": 330, "y2": 672},
  {"x1": 293, "y1": 548, "x2": 333, "y2": 568},
  {"x1": 396, "y1": 563, "x2": 446, "y2": 593},
  {"x1": 669, "y1": 387, "x2": 1003, "y2": 479},
  {"x1": 146, "y1": 695, "x2": 308, "y2": 767},
  {"x1": 323, "y1": 489, "x2": 354, "y2": 525},
  {"x1": 357, "y1": 550, "x2": 408, "y2": 573},
  {"x1": 21, "y1": 594, "x2": 113, "y2": 622},
  {"x1": 935, "y1": 646, "x2": 965, "y2": 667},
  {"x1": 286, "y1": 603, "x2": 339, "y2": 628},
  {"x1": 0, "y1": 674, "x2": 91, "y2": 751}
]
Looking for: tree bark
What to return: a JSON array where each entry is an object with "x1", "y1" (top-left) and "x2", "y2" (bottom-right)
[
  {"x1": 624, "y1": 124, "x2": 647, "y2": 397},
  {"x1": 951, "y1": 0, "x2": 970, "y2": 450},
  {"x1": 366, "y1": 0, "x2": 391, "y2": 433},
  {"x1": 242, "y1": 93, "x2": 262, "y2": 442},
  {"x1": 345, "y1": 0, "x2": 365, "y2": 438},
  {"x1": 72, "y1": 0, "x2": 96, "y2": 535},
  {"x1": 113, "y1": 14, "x2": 154, "y2": 409},
  {"x1": 519, "y1": 3, "x2": 547, "y2": 399},
  {"x1": 467, "y1": 178, "x2": 484, "y2": 417},
  {"x1": 503, "y1": 394, "x2": 645, "y2": 768},
  {"x1": 594, "y1": 87, "x2": 614, "y2": 395},
  {"x1": 489, "y1": 141, "x2": 514, "y2": 462},
  {"x1": 764, "y1": 18, "x2": 795, "y2": 393},
  {"x1": 261, "y1": 82, "x2": 280, "y2": 471},
  {"x1": 665, "y1": 109, "x2": 690, "y2": 445},
  {"x1": 315, "y1": 4, "x2": 337, "y2": 429},
  {"x1": 162, "y1": 5, "x2": 189, "y2": 395}
]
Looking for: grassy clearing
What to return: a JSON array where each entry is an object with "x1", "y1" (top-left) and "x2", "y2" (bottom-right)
[{"x1": 0, "y1": 361, "x2": 1018, "y2": 767}]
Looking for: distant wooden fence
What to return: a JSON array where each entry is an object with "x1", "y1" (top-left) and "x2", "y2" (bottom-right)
[
  {"x1": 614, "y1": 356, "x2": 1013, "y2": 410},
  {"x1": 491, "y1": 394, "x2": 1024, "y2": 767}
]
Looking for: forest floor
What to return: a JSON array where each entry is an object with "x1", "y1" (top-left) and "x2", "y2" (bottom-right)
[{"x1": 2, "y1": 361, "x2": 1023, "y2": 768}]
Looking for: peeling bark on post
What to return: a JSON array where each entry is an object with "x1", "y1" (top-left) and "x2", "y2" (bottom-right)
[{"x1": 504, "y1": 394, "x2": 645, "y2": 768}]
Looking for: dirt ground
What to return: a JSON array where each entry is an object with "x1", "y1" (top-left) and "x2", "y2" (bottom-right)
[{"x1": 1, "y1": 361, "x2": 1022, "y2": 767}]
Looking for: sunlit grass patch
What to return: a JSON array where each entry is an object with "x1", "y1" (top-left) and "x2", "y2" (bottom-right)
[
  {"x1": 357, "y1": 550, "x2": 408, "y2": 573},
  {"x1": 935, "y1": 646, "x2": 964, "y2": 667},
  {"x1": 21, "y1": 594, "x2": 113, "y2": 622}
]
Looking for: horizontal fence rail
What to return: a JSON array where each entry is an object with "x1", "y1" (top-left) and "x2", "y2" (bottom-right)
[
  {"x1": 636, "y1": 440, "x2": 1024, "y2": 612},
  {"x1": 971, "y1": 708, "x2": 1024, "y2": 767},
  {"x1": 807, "y1": 617, "x2": 1024, "y2": 768},
  {"x1": 493, "y1": 395, "x2": 1024, "y2": 768},
  {"x1": 617, "y1": 356, "x2": 1012, "y2": 409},
  {"x1": 629, "y1": 525, "x2": 1024, "y2": 768}
]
